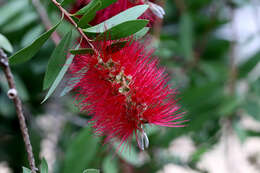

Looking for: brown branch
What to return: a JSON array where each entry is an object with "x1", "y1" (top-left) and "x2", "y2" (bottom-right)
[
  {"x1": 0, "y1": 49, "x2": 37, "y2": 173},
  {"x1": 51, "y1": 0, "x2": 99, "y2": 55},
  {"x1": 31, "y1": 0, "x2": 61, "y2": 45},
  {"x1": 228, "y1": 8, "x2": 238, "y2": 94},
  {"x1": 223, "y1": 5, "x2": 238, "y2": 173},
  {"x1": 173, "y1": 0, "x2": 187, "y2": 14}
]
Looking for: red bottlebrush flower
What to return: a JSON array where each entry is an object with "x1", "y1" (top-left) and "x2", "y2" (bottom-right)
[
  {"x1": 70, "y1": 0, "x2": 164, "y2": 26},
  {"x1": 69, "y1": 39, "x2": 185, "y2": 149}
]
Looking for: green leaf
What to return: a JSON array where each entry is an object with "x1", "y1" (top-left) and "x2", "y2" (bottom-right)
[
  {"x1": 2, "y1": 11, "x2": 38, "y2": 33},
  {"x1": 0, "y1": 0, "x2": 27, "y2": 26},
  {"x1": 21, "y1": 26, "x2": 44, "y2": 47},
  {"x1": 244, "y1": 96, "x2": 260, "y2": 121},
  {"x1": 0, "y1": 33, "x2": 13, "y2": 53},
  {"x1": 238, "y1": 51, "x2": 260, "y2": 79},
  {"x1": 40, "y1": 158, "x2": 48, "y2": 173},
  {"x1": 42, "y1": 43, "x2": 80, "y2": 103},
  {"x1": 93, "y1": 20, "x2": 149, "y2": 40},
  {"x1": 218, "y1": 96, "x2": 242, "y2": 116},
  {"x1": 43, "y1": 30, "x2": 72, "y2": 90},
  {"x1": 70, "y1": 48, "x2": 95, "y2": 55},
  {"x1": 61, "y1": 0, "x2": 76, "y2": 6},
  {"x1": 22, "y1": 167, "x2": 32, "y2": 173},
  {"x1": 234, "y1": 121, "x2": 247, "y2": 143},
  {"x1": 102, "y1": 155, "x2": 118, "y2": 173},
  {"x1": 59, "y1": 77, "x2": 80, "y2": 97},
  {"x1": 99, "y1": 0, "x2": 117, "y2": 10},
  {"x1": 64, "y1": 127, "x2": 100, "y2": 173},
  {"x1": 9, "y1": 15, "x2": 63, "y2": 65},
  {"x1": 107, "y1": 41, "x2": 127, "y2": 53},
  {"x1": 73, "y1": 0, "x2": 101, "y2": 16},
  {"x1": 179, "y1": 13, "x2": 193, "y2": 60},
  {"x1": 83, "y1": 5, "x2": 148, "y2": 33},
  {"x1": 83, "y1": 169, "x2": 100, "y2": 173},
  {"x1": 78, "y1": 0, "x2": 102, "y2": 28},
  {"x1": 73, "y1": 0, "x2": 116, "y2": 16},
  {"x1": 133, "y1": 27, "x2": 149, "y2": 40}
]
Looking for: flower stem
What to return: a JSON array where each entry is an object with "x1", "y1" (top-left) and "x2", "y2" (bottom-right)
[
  {"x1": 51, "y1": 0, "x2": 99, "y2": 55},
  {"x1": 0, "y1": 49, "x2": 37, "y2": 173}
]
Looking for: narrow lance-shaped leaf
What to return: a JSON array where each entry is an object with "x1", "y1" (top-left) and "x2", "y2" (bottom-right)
[
  {"x1": 73, "y1": 0, "x2": 101, "y2": 16},
  {"x1": 83, "y1": 169, "x2": 100, "y2": 173},
  {"x1": 99, "y1": 0, "x2": 117, "y2": 10},
  {"x1": 0, "y1": 33, "x2": 13, "y2": 53},
  {"x1": 43, "y1": 30, "x2": 72, "y2": 90},
  {"x1": 70, "y1": 48, "x2": 95, "y2": 55},
  {"x1": 83, "y1": 5, "x2": 149, "y2": 33},
  {"x1": 42, "y1": 43, "x2": 80, "y2": 103},
  {"x1": 133, "y1": 27, "x2": 149, "y2": 40},
  {"x1": 78, "y1": 0, "x2": 102, "y2": 28},
  {"x1": 22, "y1": 167, "x2": 32, "y2": 173},
  {"x1": 93, "y1": 20, "x2": 149, "y2": 40},
  {"x1": 9, "y1": 15, "x2": 64, "y2": 65},
  {"x1": 40, "y1": 158, "x2": 48, "y2": 173},
  {"x1": 72, "y1": 0, "x2": 116, "y2": 16},
  {"x1": 238, "y1": 51, "x2": 260, "y2": 79}
]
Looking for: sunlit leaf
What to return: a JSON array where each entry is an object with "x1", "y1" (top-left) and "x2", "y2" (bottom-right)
[
  {"x1": 40, "y1": 158, "x2": 48, "y2": 173},
  {"x1": 22, "y1": 167, "x2": 31, "y2": 173},
  {"x1": 83, "y1": 5, "x2": 148, "y2": 33},
  {"x1": 92, "y1": 20, "x2": 148, "y2": 40},
  {"x1": 133, "y1": 27, "x2": 149, "y2": 40}
]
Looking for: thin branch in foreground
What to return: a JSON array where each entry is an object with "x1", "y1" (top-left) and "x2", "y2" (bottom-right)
[
  {"x1": 51, "y1": 0, "x2": 100, "y2": 55},
  {"x1": 0, "y1": 49, "x2": 37, "y2": 173}
]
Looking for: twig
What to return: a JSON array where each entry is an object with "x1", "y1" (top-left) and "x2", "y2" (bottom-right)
[
  {"x1": 173, "y1": 0, "x2": 187, "y2": 14},
  {"x1": 0, "y1": 49, "x2": 37, "y2": 173},
  {"x1": 31, "y1": 0, "x2": 61, "y2": 45},
  {"x1": 223, "y1": 4, "x2": 238, "y2": 173},
  {"x1": 51, "y1": 0, "x2": 99, "y2": 55},
  {"x1": 228, "y1": 7, "x2": 238, "y2": 94}
]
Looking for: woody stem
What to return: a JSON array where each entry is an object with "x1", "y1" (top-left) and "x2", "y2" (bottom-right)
[
  {"x1": 0, "y1": 49, "x2": 37, "y2": 173},
  {"x1": 51, "y1": 0, "x2": 99, "y2": 55}
]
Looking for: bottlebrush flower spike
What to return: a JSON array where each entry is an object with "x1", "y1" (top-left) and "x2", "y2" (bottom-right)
[
  {"x1": 70, "y1": 0, "x2": 164, "y2": 25},
  {"x1": 69, "y1": 39, "x2": 185, "y2": 150}
]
